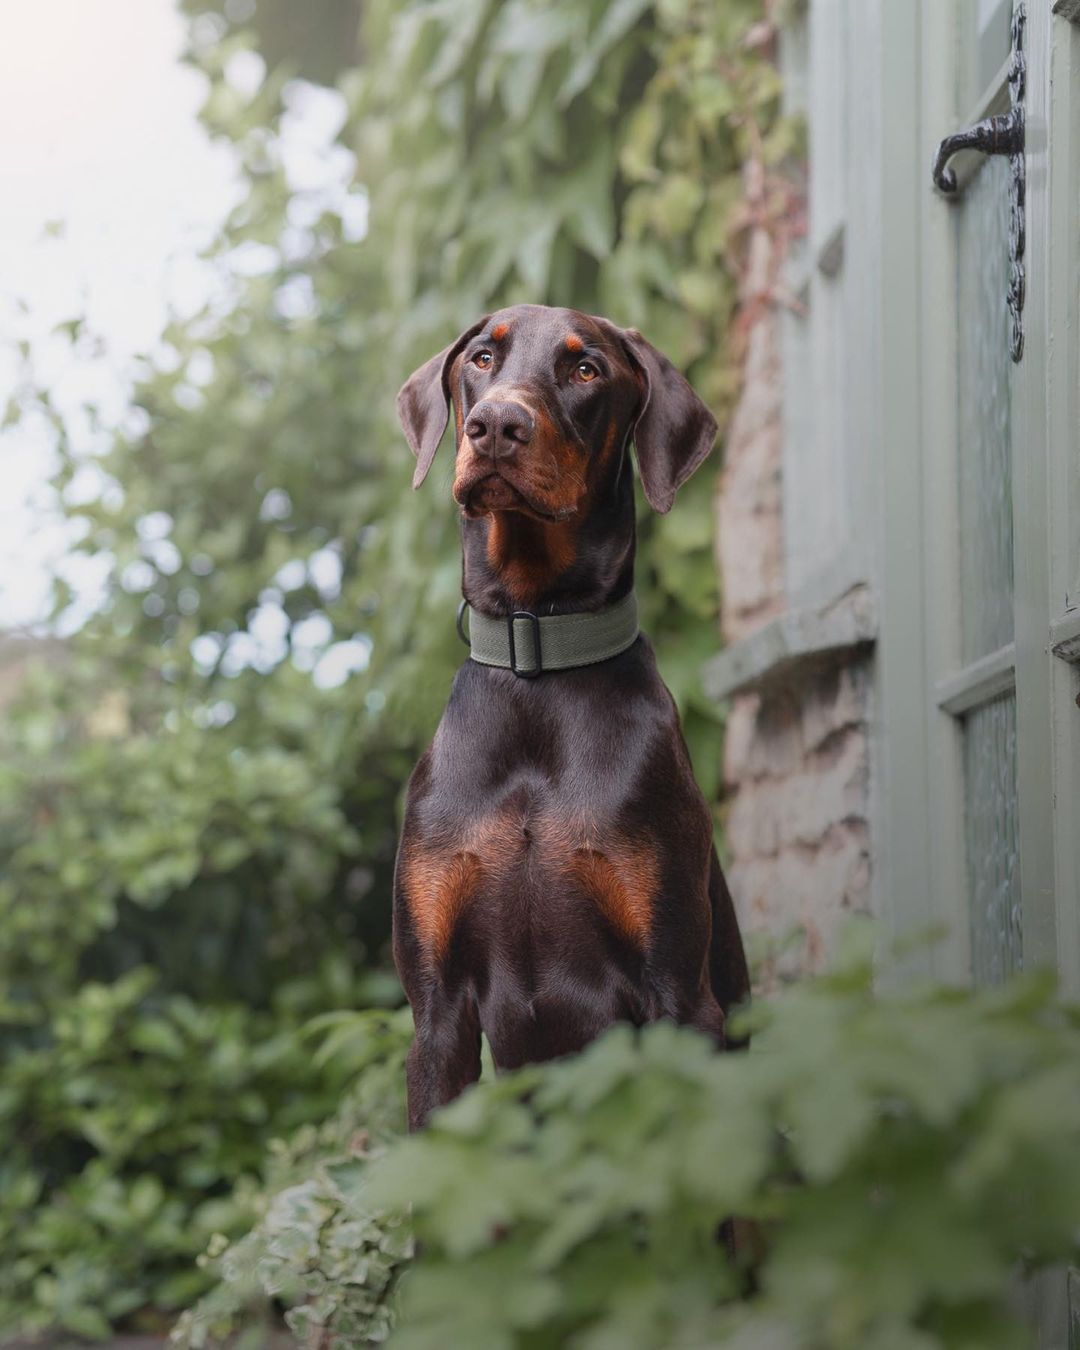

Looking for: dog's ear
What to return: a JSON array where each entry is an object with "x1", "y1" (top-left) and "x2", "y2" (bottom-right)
[
  {"x1": 397, "y1": 317, "x2": 490, "y2": 488},
  {"x1": 616, "y1": 326, "x2": 718, "y2": 514}
]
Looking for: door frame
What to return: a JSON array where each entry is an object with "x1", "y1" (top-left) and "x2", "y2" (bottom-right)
[
  {"x1": 1010, "y1": 0, "x2": 1057, "y2": 975},
  {"x1": 1044, "y1": 7, "x2": 1080, "y2": 996}
]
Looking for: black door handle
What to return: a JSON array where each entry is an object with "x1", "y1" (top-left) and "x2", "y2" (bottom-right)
[
  {"x1": 932, "y1": 109, "x2": 1023, "y2": 196},
  {"x1": 931, "y1": 3, "x2": 1026, "y2": 361}
]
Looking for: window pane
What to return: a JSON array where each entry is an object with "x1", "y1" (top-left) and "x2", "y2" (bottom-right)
[
  {"x1": 956, "y1": 154, "x2": 1014, "y2": 663},
  {"x1": 964, "y1": 693, "x2": 1022, "y2": 984},
  {"x1": 960, "y1": 0, "x2": 1012, "y2": 107}
]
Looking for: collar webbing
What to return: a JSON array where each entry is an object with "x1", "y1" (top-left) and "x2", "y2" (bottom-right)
[{"x1": 458, "y1": 591, "x2": 639, "y2": 678}]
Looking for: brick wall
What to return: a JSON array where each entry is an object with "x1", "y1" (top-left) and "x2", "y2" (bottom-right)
[
  {"x1": 715, "y1": 177, "x2": 873, "y2": 980},
  {"x1": 722, "y1": 664, "x2": 873, "y2": 978}
]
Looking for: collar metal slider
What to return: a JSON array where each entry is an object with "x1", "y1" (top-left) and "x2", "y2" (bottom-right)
[{"x1": 507, "y1": 610, "x2": 542, "y2": 677}]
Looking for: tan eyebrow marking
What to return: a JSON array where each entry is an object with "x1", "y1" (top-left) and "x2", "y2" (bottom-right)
[
  {"x1": 491, "y1": 322, "x2": 511, "y2": 341},
  {"x1": 564, "y1": 334, "x2": 585, "y2": 352}
]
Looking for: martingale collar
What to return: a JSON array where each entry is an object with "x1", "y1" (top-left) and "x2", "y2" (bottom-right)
[{"x1": 457, "y1": 591, "x2": 639, "y2": 678}]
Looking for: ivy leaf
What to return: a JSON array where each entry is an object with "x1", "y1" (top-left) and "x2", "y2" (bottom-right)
[{"x1": 557, "y1": 0, "x2": 654, "y2": 106}]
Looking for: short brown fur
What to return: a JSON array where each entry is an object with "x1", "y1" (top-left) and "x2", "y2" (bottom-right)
[
  {"x1": 567, "y1": 844, "x2": 656, "y2": 944},
  {"x1": 485, "y1": 514, "x2": 578, "y2": 606},
  {"x1": 401, "y1": 846, "x2": 483, "y2": 963}
]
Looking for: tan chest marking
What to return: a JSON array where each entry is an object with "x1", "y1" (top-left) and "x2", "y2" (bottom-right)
[
  {"x1": 565, "y1": 841, "x2": 657, "y2": 945},
  {"x1": 402, "y1": 810, "x2": 658, "y2": 961},
  {"x1": 401, "y1": 846, "x2": 483, "y2": 963},
  {"x1": 485, "y1": 514, "x2": 577, "y2": 607}
]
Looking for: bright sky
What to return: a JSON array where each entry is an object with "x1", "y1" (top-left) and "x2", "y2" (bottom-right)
[
  {"x1": 0, "y1": 1, "x2": 368, "y2": 693},
  {"x1": 0, "y1": 0, "x2": 239, "y2": 629},
  {"x1": 0, "y1": 0, "x2": 240, "y2": 631}
]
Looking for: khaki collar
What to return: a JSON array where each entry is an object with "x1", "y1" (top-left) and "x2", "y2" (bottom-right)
[{"x1": 457, "y1": 591, "x2": 639, "y2": 678}]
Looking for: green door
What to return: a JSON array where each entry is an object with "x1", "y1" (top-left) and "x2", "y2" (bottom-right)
[
  {"x1": 947, "y1": 0, "x2": 1023, "y2": 986},
  {"x1": 928, "y1": 0, "x2": 1080, "y2": 997}
]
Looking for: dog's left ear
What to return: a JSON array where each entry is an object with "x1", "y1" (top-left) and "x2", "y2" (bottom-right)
[
  {"x1": 617, "y1": 327, "x2": 719, "y2": 514},
  {"x1": 397, "y1": 317, "x2": 490, "y2": 489}
]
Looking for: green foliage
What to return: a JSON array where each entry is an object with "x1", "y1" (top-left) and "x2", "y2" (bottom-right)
[
  {"x1": 181, "y1": 0, "x2": 361, "y2": 87},
  {"x1": 0, "y1": 967, "x2": 373, "y2": 1341},
  {"x1": 173, "y1": 1007, "x2": 412, "y2": 1348},
  {"x1": 2, "y1": 0, "x2": 789, "y2": 1337},
  {"x1": 0, "y1": 662, "x2": 366, "y2": 1004},
  {"x1": 183, "y1": 941, "x2": 1080, "y2": 1349},
  {"x1": 0, "y1": 647, "x2": 400, "y2": 1336}
]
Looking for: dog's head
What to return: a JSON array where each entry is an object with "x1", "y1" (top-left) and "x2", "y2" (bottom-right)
[{"x1": 396, "y1": 304, "x2": 717, "y2": 517}]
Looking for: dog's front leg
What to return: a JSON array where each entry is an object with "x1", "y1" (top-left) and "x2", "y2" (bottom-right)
[
  {"x1": 393, "y1": 834, "x2": 484, "y2": 1130},
  {"x1": 403, "y1": 985, "x2": 481, "y2": 1131}
]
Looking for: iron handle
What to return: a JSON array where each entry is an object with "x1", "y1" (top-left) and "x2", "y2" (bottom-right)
[
  {"x1": 931, "y1": 3, "x2": 1026, "y2": 362},
  {"x1": 932, "y1": 108, "x2": 1024, "y2": 195}
]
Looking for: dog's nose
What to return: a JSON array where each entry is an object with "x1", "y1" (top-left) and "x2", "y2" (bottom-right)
[{"x1": 465, "y1": 400, "x2": 534, "y2": 459}]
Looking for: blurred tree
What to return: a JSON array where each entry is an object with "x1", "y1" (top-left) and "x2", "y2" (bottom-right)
[{"x1": 180, "y1": 0, "x2": 363, "y2": 85}]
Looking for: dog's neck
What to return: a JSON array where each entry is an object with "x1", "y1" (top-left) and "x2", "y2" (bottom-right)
[{"x1": 460, "y1": 471, "x2": 636, "y2": 617}]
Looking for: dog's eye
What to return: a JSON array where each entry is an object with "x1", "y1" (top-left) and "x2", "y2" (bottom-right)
[
  {"x1": 472, "y1": 350, "x2": 493, "y2": 369},
  {"x1": 572, "y1": 361, "x2": 599, "y2": 384}
]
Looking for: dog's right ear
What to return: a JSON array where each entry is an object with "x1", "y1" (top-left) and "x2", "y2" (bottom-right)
[{"x1": 396, "y1": 318, "x2": 490, "y2": 489}]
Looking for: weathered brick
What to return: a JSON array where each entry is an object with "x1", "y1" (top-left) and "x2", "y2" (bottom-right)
[
  {"x1": 745, "y1": 692, "x2": 804, "y2": 778},
  {"x1": 727, "y1": 780, "x2": 781, "y2": 859},
  {"x1": 723, "y1": 692, "x2": 760, "y2": 787},
  {"x1": 721, "y1": 683, "x2": 872, "y2": 982},
  {"x1": 717, "y1": 209, "x2": 785, "y2": 645},
  {"x1": 801, "y1": 664, "x2": 868, "y2": 752},
  {"x1": 810, "y1": 822, "x2": 872, "y2": 913},
  {"x1": 775, "y1": 727, "x2": 869, "y2": 849}
]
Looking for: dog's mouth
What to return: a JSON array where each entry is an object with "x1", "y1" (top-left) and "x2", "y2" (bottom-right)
[{"x1": 456, "y1": 471, "x2": 564, "y2": 523}]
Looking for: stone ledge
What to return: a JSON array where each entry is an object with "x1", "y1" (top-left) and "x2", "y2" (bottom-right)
[{"x1": 704, "y1": 585, "x2": 878, "y2": 702}]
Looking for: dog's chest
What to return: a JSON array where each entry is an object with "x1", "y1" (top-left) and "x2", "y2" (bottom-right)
[
  {"x1": 409, "y1": 772, "x2": 654, "y2": 937},
  {"x1": 397, "y1": 651, "x2": 713, "y2": 978},
  {"x1": 403, "y1": 685, "x2": 667, "y2": 959}
]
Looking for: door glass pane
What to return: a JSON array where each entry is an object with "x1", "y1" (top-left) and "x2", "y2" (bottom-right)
[
  {"x1": 960, "y1": 0, "x2": 1012, "y2": 107},
  {"x1": 963, "y1": 694, "x2": 1022, "y2": 983},
  {"x1": 975, "y1": 0, "x2": 1011, "y2": 91},
  {"x1": 955, "y1": 130, "x2": 1020, "y2": 982},
  {"x1": 957, "y1": 154, "x2": 1014, "y2": 664}
]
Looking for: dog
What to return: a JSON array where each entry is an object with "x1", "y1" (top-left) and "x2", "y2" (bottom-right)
[{"x1": 393, "y1": 304, "x2": 750, "y2": 1131}]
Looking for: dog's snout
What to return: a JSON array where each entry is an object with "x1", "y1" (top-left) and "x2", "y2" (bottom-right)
[{"x1": 465, "y1": 400, "x2": 534, "y2": 459}]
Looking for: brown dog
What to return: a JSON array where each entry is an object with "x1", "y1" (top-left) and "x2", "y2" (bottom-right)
[{"x1": 393, "y1": 304, "x2": 749, "y2": 1130}]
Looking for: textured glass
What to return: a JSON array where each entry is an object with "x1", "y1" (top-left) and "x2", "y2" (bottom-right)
[
  {"x1": 964, "y1": 694, "x2": 1022, "y2": 984},
  {"x1": 959, "y1": 0, "x2": 1011, "y2": 110},
  {"x1": 956, "y1": 154, "x2": 1014, "y2": 664},
  {"x1": 975, "y1": 0, "x2": 1012, "y2": 99}
]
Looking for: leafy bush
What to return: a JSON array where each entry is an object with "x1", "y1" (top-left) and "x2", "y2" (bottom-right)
[
  {"x1": 0, "y1": 661, "x2": 367, "y2": 1006},
  {"x1": 0, "y1": 651, "x2": 398, "y2": 1338},
  {"x1": 0, "y1": 965, "x2": 385, "y2": 1342},
  {"x1": 179, "y1": 935, "x2": 1080, "y2": 1348},
  {"x1": 172, "y1": 1007, "x2": 412, "y2": 1348}
]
